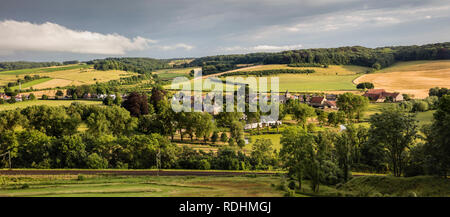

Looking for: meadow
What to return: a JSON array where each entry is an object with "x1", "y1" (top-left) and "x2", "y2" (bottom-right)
[
  {"x1": 245, "y1": 134, "x2": 282, "y2": 152},
  {"x1": 354, "y1": 60, "x2": 450, "y2": 98},
  {"x1": 0, "y1": 173, "x2": 447, "y2": 197},
  {"x1": 166, "y1": 64, "x2": 369, "y2": 92},
  {"x1": 0, "y1": 174, "x2": 284, "y2": 197},
  {"x1": 0, "y1": 100, "x2": 102, "y2": 111}
]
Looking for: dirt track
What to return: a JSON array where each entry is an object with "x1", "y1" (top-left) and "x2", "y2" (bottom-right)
[{"x1": 0, "y1": 169, "x2": 280, "y2": 176}]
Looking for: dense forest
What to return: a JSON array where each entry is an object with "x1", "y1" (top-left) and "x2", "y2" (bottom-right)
[
  {"x1": 189, "y1": 42, "x2": 450, "y2": 74},
  {"x1": 0, "y1": 61, "x2": 62, "y2": 71}
]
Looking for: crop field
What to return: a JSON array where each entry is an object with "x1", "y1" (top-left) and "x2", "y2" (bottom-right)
[
  {"x1": 167, "y1": 64, "x2": 369, "y2": 92},
  {"x1": 354, "y1": 60, "x2": 450, "y2": 99},
  {"x1": 9, "y1": 77, "x2": 52, "y2": 91},
  {"x1": 0, "y1": 174, "x2": 284, "y2": 197},
  {"x1": 0, "y1": 64, "x2": 136, "y2": 88},
  {"x1": 0, "y1": 100, "x2": 102, "y2": 111}
]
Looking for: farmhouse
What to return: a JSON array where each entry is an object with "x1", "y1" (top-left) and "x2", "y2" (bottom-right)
[
  {"x1": 324, "y1": 100, "x2": 337, "y2": 109},
  {"x1": 309, "y1": 96, "x2": 326, "y2": 107},
  {"x1": 363, "y1": 89, "x2": 403, "y2": 102},
  {"x1": 0, "y1": 93, "x2": 11, "y2": 100}
]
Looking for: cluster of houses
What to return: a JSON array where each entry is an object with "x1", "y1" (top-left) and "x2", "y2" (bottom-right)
[
  {"x1": 63, "y1": 93, "x2": 122, "y2": 100},
  {"x1": 0, "y1": 93, "x2": 32, "y2": 102},
  {"x1": 279, "y1": 91, "x2": 338, "y2": 109}
]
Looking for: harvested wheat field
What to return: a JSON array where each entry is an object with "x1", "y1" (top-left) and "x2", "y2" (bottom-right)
[
  {"x1": 354, "y1": 60, "x2": 450, "y2": 98},
  {"x1": 31, "y1": 78, "x2": 80, "y2": 89}
]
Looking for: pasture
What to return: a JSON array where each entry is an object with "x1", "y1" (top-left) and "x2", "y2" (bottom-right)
[
  {"x1": 0, "y1": 174, "x2": 284, "y2": 197},
  {"x1": 0, "y1": 173, "x2": 446, "y2": 197},
  {"x1": 0, "y1": 100, "x2": 102, "y2": 111},
  {"x1": 167, "y1": 64, "x2": 369, "y2": 92},
  {"x1": 245, "y1": 134, "x2": 282, "y2": 152},
  {"x1": 362, "y1": 102, "x2": 435, "y2": 125},
  {"x1": 354, "y1": 60, "x2": 450, "y2": 99}
]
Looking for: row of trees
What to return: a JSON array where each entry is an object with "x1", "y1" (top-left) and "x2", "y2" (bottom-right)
[
  {"x1": 287, "y1": 63, "x2": 328, "y2": 68},
  {"x1": 219, "y1": 69, "x2": 315, "y2": 77}
]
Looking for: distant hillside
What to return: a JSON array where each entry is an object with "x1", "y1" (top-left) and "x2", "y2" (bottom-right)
[
  {"x1": 188, "y1": 42, "x2": 450, "y2": 75},
  {"x1": 0, "y1": 61, "x2": 62, "y2": 72}
]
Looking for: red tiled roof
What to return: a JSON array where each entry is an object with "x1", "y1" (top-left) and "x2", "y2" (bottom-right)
[
  {"x1": 310, "y1": 96, "x2": 325, "y2": 104},
  {"x1": 326, "y1": 101, "x2": 337, "y2": 107},
  {"x1": 366, "y1": 89, "x2": 385, "y2": 94}
]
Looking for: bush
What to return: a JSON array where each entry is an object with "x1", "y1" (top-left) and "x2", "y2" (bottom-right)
[
  {"x1": 228, "y1": 138, "x2": 235, "y2": 146},
  {"x1": 237, "y1": 138, "x2": 245, "y2": 148},
  {"x1": 277, "y1": 175, "x2": 288, "y2": 191},
  {"x1": 356, "y1": 82, "x2": 374, "y2": 89},
  {"x1": 413, "y1": 101, "x2": 429, "y2": 112},
  {"x1": 77, "y1": 175, "x2": 85, "y2": 181},
  {"x1": 220, "y1": 132, "x2": 228, "y2": 142},
  {"x1": 86, "y1": 153, "x2": 108, "y2": 169},
  {"x1": 284, "y1": 189, "x2": 296, "y2": 197},
  {"x1": 41, "y1": 94, "x2": 49, "y2": 100},
  {"x1": 28, "y1": 93, "x2": 36, "y2": 100},
  {"x1": 211, "y1": 131, "x2": 219, "y2": 143},
  {"x1": 288, "y1": 181, "x2": 296, "y2": 190},
  {"x1": 198, "y1": 159, "x2": 211, "y2": 170}
]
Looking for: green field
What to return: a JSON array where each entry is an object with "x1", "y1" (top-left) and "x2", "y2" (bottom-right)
[
  {"x1": 362, "y1": 102, "x2": 435, "y2": 125},
  {"x1": 0, "y1": 175, "x2": 284, "y2": 197},
  {"x1": 167, "y1": 64, "x2": 368, "y2": 92},
  {"x1": 0, "y1": 100, "x2": 102, "y2": 111},
  {"x1": 0, "y1": 173, "x2": 446, "y2": 197},
  {"x1": 416, "y1": 110, "x2": 435, "y2": 126},
  {"x1": 246, "y1": 134, "x2": 282, "y2": 152},
  {"x1": 0, "y1": 64, "x2": 90, "y2": 75},
  {"x1": 9, "y1": 78, "x2": 53, "y2": 91},
  {"x1": 339, "y1": 175, "x2": 450, "y2": 197}
]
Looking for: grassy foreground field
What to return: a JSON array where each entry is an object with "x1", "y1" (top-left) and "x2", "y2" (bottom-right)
[
  {"x1": 0, "y1": 100, "x2": 102, "y2": 111},
  {"x1": 0, "y1": 174, "x2": 284, "y2": 197},
  {"x1": 0, "y1": 173, "x2": 447, "y2": 197},
  {"x1": 354, "y1": 60, "x2": 450, "y2": 98}
]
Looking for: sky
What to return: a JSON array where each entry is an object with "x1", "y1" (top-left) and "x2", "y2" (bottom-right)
[{"x1": 1, "y1": 0, "x2": 450, "y2": 61}]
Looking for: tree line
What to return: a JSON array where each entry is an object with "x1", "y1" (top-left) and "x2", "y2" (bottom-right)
[
  {"x1": 219, "y1": 69, "x2": 315, "y2": 77},
  {"x1": 0, "y1": 61, "x2": 62, "y2": 72},
  {"x1": 189, "y1": 42, "x2": 450, "y2": 75}
]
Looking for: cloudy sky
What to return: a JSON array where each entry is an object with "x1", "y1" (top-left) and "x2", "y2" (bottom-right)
[{"x1": 1, "y1": 0, "x2": 450, "y2": 61}]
